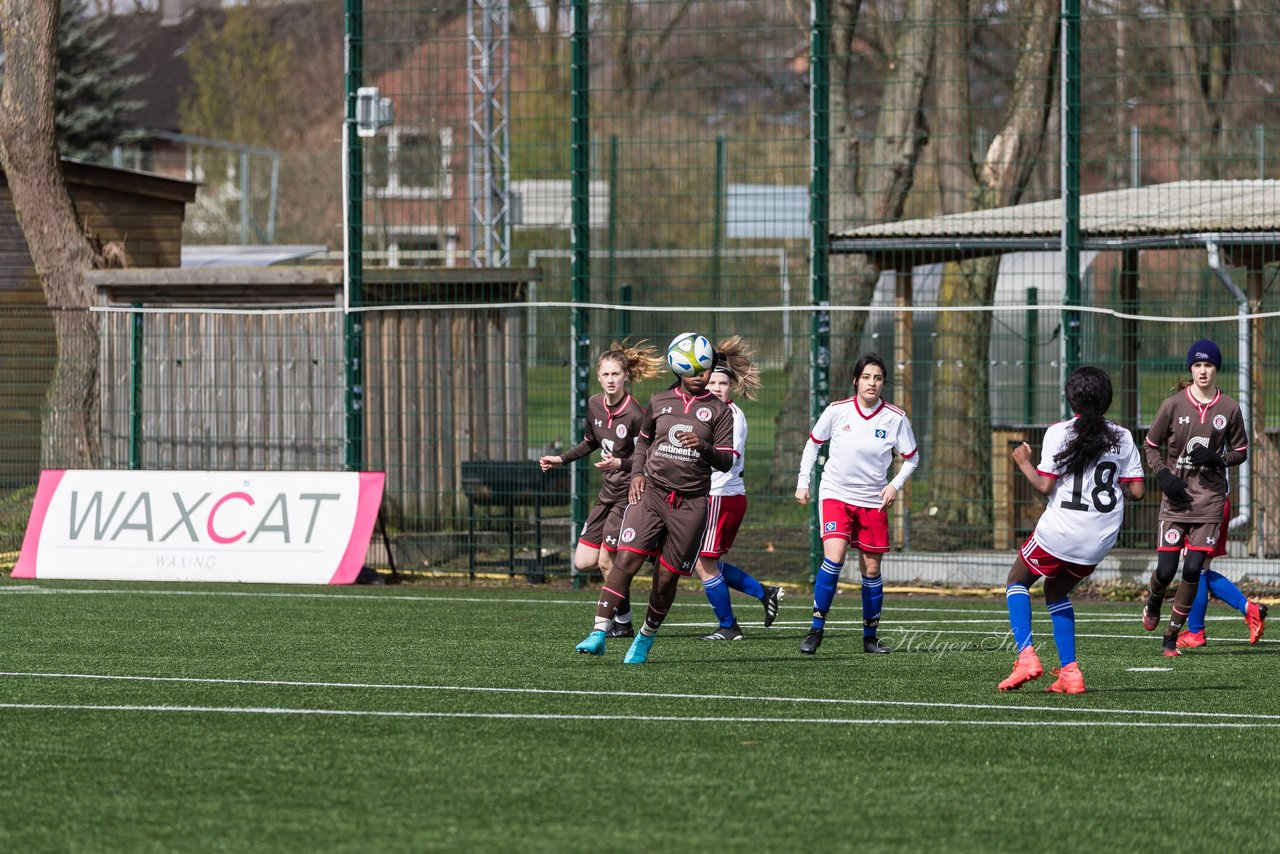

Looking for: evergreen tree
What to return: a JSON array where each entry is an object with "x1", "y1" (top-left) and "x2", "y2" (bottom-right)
[{"x1": 54, "y1": 0, "x2": 146, "y2": 161}]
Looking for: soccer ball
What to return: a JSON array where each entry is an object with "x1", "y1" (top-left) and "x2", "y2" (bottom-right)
[{"x1": 666, "y1": 332, "x2": 714, "y2": 377}]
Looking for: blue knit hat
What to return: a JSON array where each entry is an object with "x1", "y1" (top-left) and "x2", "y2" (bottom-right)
[{"x1": 1186, "y1": 339, "x2": 1222, "y2": 370}]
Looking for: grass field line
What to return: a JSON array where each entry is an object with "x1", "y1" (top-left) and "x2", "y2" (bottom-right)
[
  {"x1": 4, "y1": 670, "x2": 1280, "y2": 722},
  {"x1": 669, "y1": 620, "x2": 1273, "y2": 642},
  {"x1": 1, "y1": 700, "x2": 1278, "y2": 729},
  {"x1": 0, "y1": 584, "x2": 1247, "y2": 621}
]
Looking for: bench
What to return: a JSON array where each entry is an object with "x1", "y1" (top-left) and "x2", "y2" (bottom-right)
[{"x1": 461, "y1": 460, "x2": 570, "y2": 581}]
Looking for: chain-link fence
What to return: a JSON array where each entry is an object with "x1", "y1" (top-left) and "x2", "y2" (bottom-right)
[{"x1": 3, "y1": 2, "x2": 1279, "y2": 586}]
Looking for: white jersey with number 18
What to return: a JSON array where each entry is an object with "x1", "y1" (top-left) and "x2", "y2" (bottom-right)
[{"x1": 1032, "y1": 418, "x2": 1145, "y2": 565}]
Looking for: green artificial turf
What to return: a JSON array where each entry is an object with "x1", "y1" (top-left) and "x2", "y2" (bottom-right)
[{"x1": 0, "y1": 580, "x2": 1276, "y2": 852}]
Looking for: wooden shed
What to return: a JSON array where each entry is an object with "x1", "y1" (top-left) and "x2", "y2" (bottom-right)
[
  {"x1": 0, "y1": 160, "x2": 198, "y2": 486},
  {"x1": 90, "y1": 266, "x2": 540, "y2": 523}
]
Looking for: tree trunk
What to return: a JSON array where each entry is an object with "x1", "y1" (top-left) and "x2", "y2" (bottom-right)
[
  {"x1": 768, "y1": 0, "x2": 936, "y2": 492},
  {"x1": 933, "y1": 0, "x2": 973, "y2": 216},
  {"x1": 1169, "y1": 0, "x2": 1234, "y2": 181},
  {"x1": 915, "y1": 0, "x2": 1058, "y2": 549},
  {"x1": 0, "y1": 0, "x2": 103, "y2": 468}
]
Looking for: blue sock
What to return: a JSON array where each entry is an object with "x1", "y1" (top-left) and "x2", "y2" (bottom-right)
[
  {"x1": 811, "y1": 558, "x2": 842, "y2": 630},
  {"x1": 861, "y1": 575, "x2": 884, "y2": 637},
  {"x1": 1205, "y1": 569, "x2": 1248, "y2": 615},
  {"x1": 702, "y1": 573, "x2": 736, "y2": 628},
  {"x1": 1005, "y1": 584, "x2": 1033, "y2": 652},
  {"x1": 719, "y1": 561, "x2": 765, "y2": 600},
  {"x1": 1187, "y1": 572, "x2": 1210, "y2": 633},
  {"x1": 1046, "y1": 597, "x2": 1076, "y2": 667}
]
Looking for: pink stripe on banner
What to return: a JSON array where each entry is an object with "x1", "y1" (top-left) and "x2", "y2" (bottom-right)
[
  {"x1": 13, "y1": 470, "x2": 66, "y2": 579},
  {"x1": 328, "y1": 472, "x2": 386, "y2": 584}
]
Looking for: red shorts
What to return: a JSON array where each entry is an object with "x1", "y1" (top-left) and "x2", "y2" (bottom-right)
[
  {"x1": 820, "y1": 499, "x2": 889, "y2": 554},
  {"x1": 1018, "y1": 535, "x2": 1096, "y2": 580},
  {"x1": 1209, "y1": 498, "x2": 1231, "y2": 560},
  {"x1": 699, "y1": 494, "x2": 746, "y2": 559}
]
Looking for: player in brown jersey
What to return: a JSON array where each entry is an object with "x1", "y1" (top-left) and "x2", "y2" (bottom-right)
[
  {"x1": 541, "y1": 340, "x2": 663, "y2": 636},
  {"x1": 575, "y1": 334, "x2": 736, "y2": 664},
  {"x1": 1141, "y1": 339, "x2": 1255, "y2": 656}
]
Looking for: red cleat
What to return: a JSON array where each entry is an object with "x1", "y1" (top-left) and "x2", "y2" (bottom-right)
[
  {"x1": 1142, "y1": 600, "x2": 1161, "y2": 632},
  {"x1": 1245, "y1": 602, "x2": 1268, "y2": 645},
  {"x1": 1045, "y1": 662, "x2": 1086, "y2": 695},
  {"x1": 998, "y1": 647, "x2": 1044, "y2": 691},
  {"x1": 1162, "y1": 633, "x2": 1180, "y2": 657},
  {"x1": 1175, "y1": 629, "x2": 1206, "y2": 649}
]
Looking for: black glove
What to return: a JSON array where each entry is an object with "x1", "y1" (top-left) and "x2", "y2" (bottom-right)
[
  {"x1": 1156, "y1": 468, "x2": 1191, "y2": 504},
  {"x1": 1188, "y1": 445, "x2": 1225, "y2": 469}
]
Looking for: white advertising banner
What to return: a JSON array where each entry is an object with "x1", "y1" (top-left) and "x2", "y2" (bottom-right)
[{"x1": 14, "y1": 470, "x2": 386, "y2": 584}]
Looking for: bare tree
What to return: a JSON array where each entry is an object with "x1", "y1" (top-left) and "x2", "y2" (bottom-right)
[
  {"x1": 0, "y1": 0, "x2": 105, "y2": 467},
  {"x1": 913, "y1": 0, "x2": 1059, "y2": 548},
  {"x1": 1169, "y1": 0, "x2": 1234, "y2": 180},
  {"x1": 768, "y1": 0, "x2": 936, "y2": 490}
]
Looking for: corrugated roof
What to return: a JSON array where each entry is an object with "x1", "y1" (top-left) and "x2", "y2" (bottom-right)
[
  {"x1": 181, "y1": 245, "x2": 326, "y2": 268},
  {"x1": 831, "y1": 180, "x2": 1280, "y2": 263}
]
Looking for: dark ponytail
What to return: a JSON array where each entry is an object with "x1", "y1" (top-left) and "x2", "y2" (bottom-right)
[{"x1": 1054, "y1": 366, "x2": 1120, "y2": 472}]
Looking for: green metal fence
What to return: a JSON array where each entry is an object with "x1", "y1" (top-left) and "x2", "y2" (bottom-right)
[{"x1": 3, "y1": 1, "x2": 1279, "y2": 587}]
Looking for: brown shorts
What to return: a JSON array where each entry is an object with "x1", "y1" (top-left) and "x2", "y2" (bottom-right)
[
  {"x1": 616, "y1": 486, "x2": 709, "y2": 576},
  {"x1": 578, "y1": 499, "x2": 626, "y2": 553},
  {"x1": 1157, "y1": 518, "x2": 1221, "y2": 553}
]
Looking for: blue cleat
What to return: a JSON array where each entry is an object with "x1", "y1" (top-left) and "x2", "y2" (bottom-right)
[
  {"x1": 623, "y1": 632, "x2": 655, "y2": 664},
  {"x1": 575, "y1": 630, "x2": 607, "y2": 656}
]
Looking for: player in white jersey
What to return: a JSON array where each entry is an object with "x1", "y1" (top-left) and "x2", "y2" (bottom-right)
[
  {"x1": 998, "y1": 367, "x2": 1145, "y2": 694},
  {"x1": 795, "y1": 353, "x2": 919, "y2": 655},
  {"x1": 693, "y1": 337, "x2": 783, "y2": 641}
]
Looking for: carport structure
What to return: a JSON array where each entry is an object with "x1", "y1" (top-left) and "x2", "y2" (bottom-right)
[{"x1": 830, "y1": 179, "x2": 1280, "y2": 555}]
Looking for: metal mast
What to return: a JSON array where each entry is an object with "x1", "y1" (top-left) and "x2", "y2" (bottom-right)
[{"x1": 467, "y1": 0, "x2": 512, "y2": 267}]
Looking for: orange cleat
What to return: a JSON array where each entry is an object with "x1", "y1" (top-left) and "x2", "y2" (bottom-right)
[
  {"x1": 998, "y1": 647, "x2": 1044, "y2": 691},
  {"x1": 1045, "y1": 662, "x2": 1086, "y2": 695},
  {"x1": 1176, "y1": 629, "x2": 1206, "y2": 649},
  {"x1": 1245, "y1": 602, "x2": 1268, "y2": 645}
]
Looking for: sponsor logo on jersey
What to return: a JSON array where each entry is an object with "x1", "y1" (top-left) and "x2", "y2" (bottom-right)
[
  {"x1": 605, "y1": 534, "x2": 618, "y2": 546},
  {"x1": 594, "y1": 418, "x2": 603, "y2": 427},
  {"x1": 616, "y1": 424, "x2": 628, "y2": 438},
  {"x1": 1206, "y1": 536, "x2": 1216, "y2": 546},
  {"x1": 601, "y1": 439, "x2": 615, "y2": 455},
  {"x1": 1178, "y1": 416, "x2": 1191, "y2": 424},
  {"x1": 660, "y1": 406, "x2": 674, "y2": 415},
  {"x1": 1181, "y1": 436, "x2": 1209, "y2": 468},
  {"x1": 696, "y1": 407, "x2": 712, "y2": 422},
  {"x1": 1212, "y1": 414, "x2": 1227, "y2": 431},
  {"x1": 875, "y1": 429, "x2": 887, "y2": 438},
  {"x1": 621, "y1": 527, "x2": 636, "y2": 543},
  {"x1": 667, "y1": 424, "x2": 695, "y2": 445},
  {"x1": 841, "y1": 424, "x2": 852, "y2": 431}
]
